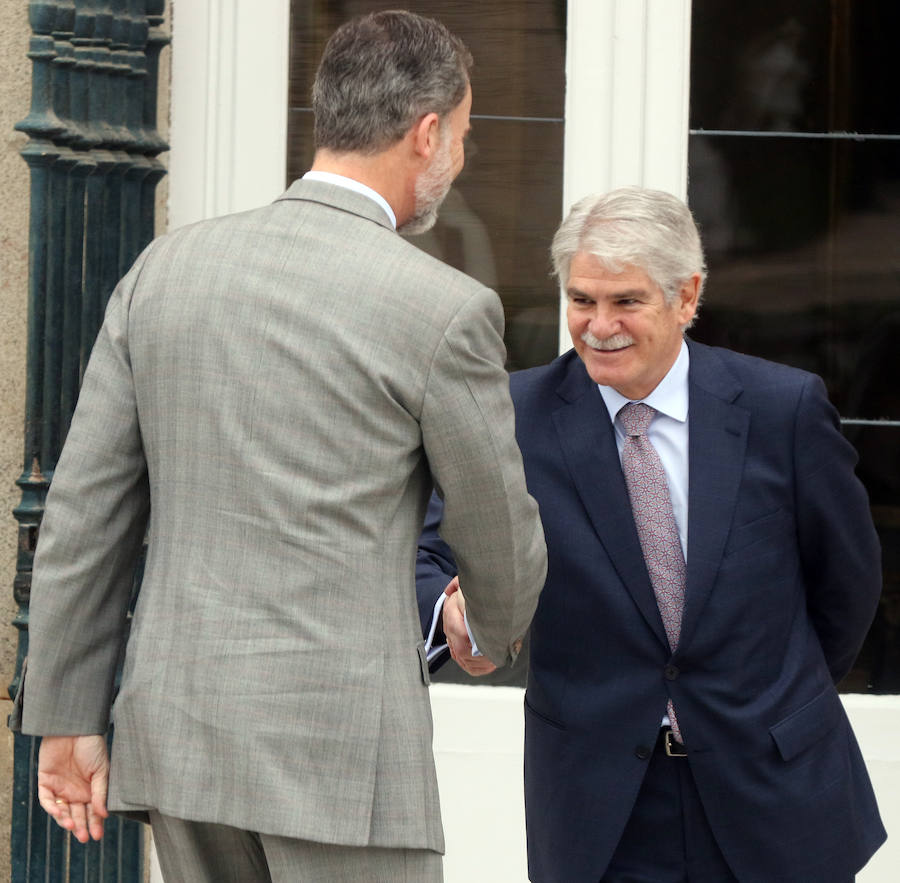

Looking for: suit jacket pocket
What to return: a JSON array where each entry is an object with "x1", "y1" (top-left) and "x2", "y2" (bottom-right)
[
  {"x1": 724, "y1": 507, "x2": 790, "y2": 559},
  {"x1": 769, "y1": 686, "x2": 844, "y2": 762},
  {"x1": 524, "y1": 695, "x2": 566, "y2": 731}
]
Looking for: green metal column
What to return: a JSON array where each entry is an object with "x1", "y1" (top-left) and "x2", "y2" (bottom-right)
[{"x1": 9, "y1": 2, "x2": 169, "y2": 879}]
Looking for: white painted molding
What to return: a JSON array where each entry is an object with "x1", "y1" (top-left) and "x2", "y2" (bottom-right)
[
  {"x1": 168, "y1": 0, "x2": 290, "y2": 229},
  {"x1": 642, "y1": 1, "x2": 693, "y2": 198},
  {"x1": 563, "y1": 0, "x2": 692, "y2": 205}
]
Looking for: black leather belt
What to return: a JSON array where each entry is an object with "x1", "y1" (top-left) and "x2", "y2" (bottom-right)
[{"x1": 657, "y1": 726, "x2": 687, "y2": 757}]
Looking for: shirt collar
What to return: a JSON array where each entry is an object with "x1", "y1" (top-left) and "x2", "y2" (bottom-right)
[
  {"x1": 598, "y1": 339, "x2": 690, "y2": 424},
  {"x1": 302, "y1": 171, "x2": 397, "y2": 229}
]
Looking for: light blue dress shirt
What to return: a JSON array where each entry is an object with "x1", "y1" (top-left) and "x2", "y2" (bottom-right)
[{"x1": 598, "y1": 339, "x2": 690, "y2": 560}]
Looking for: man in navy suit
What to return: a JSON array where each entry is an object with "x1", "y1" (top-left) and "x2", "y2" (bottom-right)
[{"x1": 417, "y1": 187, "x2": 886, "y2": 881}]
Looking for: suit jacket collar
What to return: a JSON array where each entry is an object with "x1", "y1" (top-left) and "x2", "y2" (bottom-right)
[
  {"x1": 550, "y1": 340, "x2": 750, "y2": 655},
  {"x1": 275, "y1": 178, "x2": 396, "y2": 232}
]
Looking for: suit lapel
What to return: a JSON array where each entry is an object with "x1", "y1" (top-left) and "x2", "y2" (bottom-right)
[
  {"x1": 552, "y1": 358, "x2": 669, "y2": 650},
  {"x1": 679, "y1": 341, "x2": 749, "y2": 651}
]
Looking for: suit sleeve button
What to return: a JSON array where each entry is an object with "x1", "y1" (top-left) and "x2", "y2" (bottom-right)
[
  {"x1": 664, "y1": 665, "x2": 680, "y2": 680},
  {"x1": 635, "y1": 745, "x2": 652, "y2": 760}
]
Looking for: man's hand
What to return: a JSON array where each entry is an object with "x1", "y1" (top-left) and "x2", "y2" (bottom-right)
[
  {"x1": 443, "y1": 578, "x2": 497, "y2": 676},
  {"x1": 38, "y1": 735, "x2": 110, "y2": 843}
]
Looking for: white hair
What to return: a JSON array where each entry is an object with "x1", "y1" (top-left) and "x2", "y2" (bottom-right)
[{"x1": 551, "y1": 187, "x2": 707, "y2": 323}]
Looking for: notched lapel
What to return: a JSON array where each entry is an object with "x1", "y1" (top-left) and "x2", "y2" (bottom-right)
[
  {"x1": 552, "y1": 364, "x2": 669, "y2": 650},
  {"x1": 680, "y1": 344, "x2": 750, "y2": 651}
]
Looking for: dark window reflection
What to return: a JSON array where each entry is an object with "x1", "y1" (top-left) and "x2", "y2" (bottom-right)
[
  {"x1": 414, "y1": 118, "x2": 563, "y2": 372},
  {"x1": 287, "y1": 1, "x2": 566, "y2": 375},
  {"x1": 691, "y1": 0, "x2": 899, "y2": 135},
  {"x1": 842, "y1": 426, "x2": 900, "y2": 693},
  {"x1": 689, "y1": 0, "x2": 900, "y2": 693},
  {"x1": 689, "y1": 138, "x2": 900, "y2": 416}
]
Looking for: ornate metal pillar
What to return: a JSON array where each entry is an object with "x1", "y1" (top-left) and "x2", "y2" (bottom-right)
[{"x1": 10, "y1": 2, "x2": 169, "y2": 879}]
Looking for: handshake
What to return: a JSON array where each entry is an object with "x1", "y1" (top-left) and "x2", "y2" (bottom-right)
[{"x1": 439, "y1": 577, "x2": 497, "y2": 677}]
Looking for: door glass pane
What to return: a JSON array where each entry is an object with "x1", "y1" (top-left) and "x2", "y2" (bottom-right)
[
  {"x1": 288, "y1": 1, "x2": 566, "y2": 374},
  {"x1": 847, "y1": 425, "x2": 900, "y2": 693},
  {"x1": 688, "y1": 0, "x2": 900, "y2": 692},
  {"x1": 287, "y1": 1, "x2": 566, "y2": 686}
]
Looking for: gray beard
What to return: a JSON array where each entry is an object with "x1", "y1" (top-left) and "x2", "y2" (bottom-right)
[
  {"x1": 399, "y1": 203, "x2": 441, "y2": 236},
  {"x1": 400, "y1": 138, "x2": 453, "y2": 236}
]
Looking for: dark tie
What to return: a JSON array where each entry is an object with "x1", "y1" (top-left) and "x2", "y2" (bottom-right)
[{"x1": 619, "y1": 402, "x2": 685, "y2": 743}]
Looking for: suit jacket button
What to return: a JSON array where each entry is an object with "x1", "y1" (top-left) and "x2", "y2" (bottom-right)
[
  {"x1": 635, "y1": 745, "x2": 652, "y2": 760},
  {"x1": 664, "y1": 664, "x2": 680, "y2": 680}
]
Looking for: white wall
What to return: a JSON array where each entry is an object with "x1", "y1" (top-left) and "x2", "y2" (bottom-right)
[{"x1": 162, "y1": 3, "x2": 899, "y2": 881}]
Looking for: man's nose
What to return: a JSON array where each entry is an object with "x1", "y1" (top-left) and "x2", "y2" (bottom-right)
[{"x1": 588, "y1": 305, "x2": 618, "y2": 338}]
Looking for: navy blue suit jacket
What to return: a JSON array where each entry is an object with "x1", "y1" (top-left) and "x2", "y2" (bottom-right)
[{"x1": 417, "y1": 340, "x2": 885, "y2": 882}]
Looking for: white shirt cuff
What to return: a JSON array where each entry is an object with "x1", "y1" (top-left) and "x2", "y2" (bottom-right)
[
  {"x1": 423, "y1": 591, "x2": 482, "y2": 661},
  {"x1": 425, "y1": 593, "x2": 448, "y2": 662}
]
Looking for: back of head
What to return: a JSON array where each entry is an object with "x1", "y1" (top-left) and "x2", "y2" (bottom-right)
[
  {"x1": 313, "y1": 10, "x2": 473, "y2": 155},
  {"x1": 551, "y1": 186, "x2": 707, "y2": 307}
]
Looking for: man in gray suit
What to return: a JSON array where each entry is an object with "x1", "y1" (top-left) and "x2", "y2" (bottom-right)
[{"x1": 12, "y1": 11, "x2": 546, "y2": 881}]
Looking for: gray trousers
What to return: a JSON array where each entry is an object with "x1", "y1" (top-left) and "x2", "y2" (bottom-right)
[{"x1": 149, "y1": 811, "x2": 444, "y2": 883}]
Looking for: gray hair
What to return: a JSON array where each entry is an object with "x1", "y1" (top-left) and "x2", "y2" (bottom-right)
[
  {"x1": 312, "y1": 10, "x2": 473, "y2": 155},
  {"x1": 551, "y1": 187, "x2": 707, "y2": 317}
]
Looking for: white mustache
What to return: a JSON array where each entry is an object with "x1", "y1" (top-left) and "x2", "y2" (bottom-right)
[{"x1": 581, "y1": 330, "x2": 634, "y2": 351}]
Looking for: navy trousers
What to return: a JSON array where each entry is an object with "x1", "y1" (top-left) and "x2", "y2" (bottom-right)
[{"x1": 601, "y1": 732, "x2": 738, "y2": 883}]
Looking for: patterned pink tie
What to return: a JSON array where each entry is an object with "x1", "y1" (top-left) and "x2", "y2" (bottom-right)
[{"x1": 619, "y1": 402, "x2": 685, "y2": 743}]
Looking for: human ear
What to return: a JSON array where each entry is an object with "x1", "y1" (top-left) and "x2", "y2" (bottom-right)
[
  {"x1": 677, "y1": 273, "x2": 702, "y2": 324},
  {"x1": 412, "y1": 112, "x2": 441, "y2": 158}
]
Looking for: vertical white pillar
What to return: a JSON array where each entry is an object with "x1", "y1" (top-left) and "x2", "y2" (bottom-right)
[
  {"x1": 559, "y1": 0, "x2": 693, "y2": 351},
  {"x1": 168, "y1": 0, "x2": 290, "y2": 229},
  {"x1": 563, "y1": 0, "x2": 692, "y2": 205}
]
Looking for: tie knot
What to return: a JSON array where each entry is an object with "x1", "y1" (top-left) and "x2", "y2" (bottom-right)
[{"x1": 619, "y1": 402, "x2": 656, "y2": 437}]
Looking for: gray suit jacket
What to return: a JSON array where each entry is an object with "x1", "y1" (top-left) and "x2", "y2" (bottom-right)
[{"x1": 16, "y1": 179, "x2": 547, "y2": 851}]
